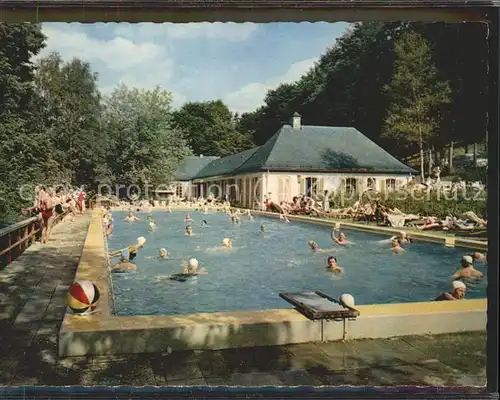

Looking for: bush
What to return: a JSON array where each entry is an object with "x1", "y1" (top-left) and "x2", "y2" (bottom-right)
[{"x1": 453, "y1": 166, "x2": 487, "y2": 183}]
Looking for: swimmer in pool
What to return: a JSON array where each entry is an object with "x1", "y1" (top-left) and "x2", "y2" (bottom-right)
[
  {"x1": 326, "y1": 255, "x2": 343, "y2": 273},
  {"x1": 308, "y1": 240, "x2": 335, "y2": 253},
  {"x1": 334, "y1": 232, "x2": 350, "y2": 245},
  {"x1": 452, "y1": 256, "x2": 483, "y2": 280},
  {"x1": 170, "y1": 258, "x2": 208, "y2": 281},
  {"x1": 231, "y1": 214, "x2": 241, "y2": 223},
  {"x1": 147, "y1": 215, "x2": 157, "y2": 230},
  {"x1": 110, "y1": 250, "x2": 137, "y2": 273},
  {"x1": 395, "y1": 231, "x2": 411, "y2": 245},
  {"x1": 260, "y1": 223, "x2": 266, "y2": 232},
  {"x1": 221, "y1": 238, "x2": 233, "y2": 249},
  {"x1": 391, "y1": 238, "x2": 405, "y2": 253},
  {"x1": 470, "y1": 252, "x2": 487, "y2": 262},
  {"x1": 145, "y1": 248, "x2": 169, "y2": 260},
  {"x1": 124, "y1": 211, "x2": 140, "y2": 222},
  {"x1": 184, "y1": 213, "x2": 193, "y2": 222},
  {"x1": 201, "y1": 219, "x2": 209, "y2": 226},
  {"x1": 246, "y1": 210, "x2": 254, "y2": 220},
  {"x1": 109, "y1": 236, "x2": 147, "y2": 262},
  {"x1": 434, "y1": 280, "x2": 467, "y2": 301},
  {"x1": 280, "y1": 213, "x2": 290, "y2": 223},
  {"x1": 185, "y1": 225, "x2": 193, "y2": 236}
]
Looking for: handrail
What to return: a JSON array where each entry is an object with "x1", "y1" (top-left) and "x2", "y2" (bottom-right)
[
  {"x1": 0, "y1": 216, "x2": 40, "y2": 237},
  {"x1": 0, "y1": 211, "x2": 68, "y2": 266}
]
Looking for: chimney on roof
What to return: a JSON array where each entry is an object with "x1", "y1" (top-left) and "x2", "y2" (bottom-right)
[
  {"x1": 200, "y1": 154, "x2": 204, "y2": 158},
  {"x1": 291, "y1": 112, "x2": 302, "y2": 130}
]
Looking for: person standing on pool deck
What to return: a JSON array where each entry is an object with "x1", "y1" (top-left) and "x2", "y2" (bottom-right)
[
  {"x1": 434, "y1": 280, "x2": 467, "y2": 301},
  {"x1": 452, "y1": 256, "x2": 483, "y2": 280},
  {"x1": 326, "y1": 256, "x2": 343, "y2": 273}
]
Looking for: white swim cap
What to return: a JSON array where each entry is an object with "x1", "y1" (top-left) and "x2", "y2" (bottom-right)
[
  {"x1": 452, "y1": 280, "x2": 466, "y2": 290},
  {"x1": 188, "y1": 258, "x2": 199, "y2": 269},
  {"x1": 222, "y1": 238, "x2": 230, "y2": 246},
  {"x1": 462, "y1": 255, "x2": 473, "y2": 264},
  {"x1": 340, "y1": 293, "x2": 355, "y2": 308},
  {"x1": 137, "y1": 237, "x2": 147, "y2": 245}
]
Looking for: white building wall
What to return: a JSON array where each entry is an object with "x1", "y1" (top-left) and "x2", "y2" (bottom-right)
[{"x1": 264, "y1": 172, "x2": 411, "y2": 204}]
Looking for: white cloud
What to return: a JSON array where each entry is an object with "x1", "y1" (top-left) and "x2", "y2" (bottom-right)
[
  {"x1": 113, "y1": 22, "x2": 258, "y2": 42},
  {"x1": 38, "y1": 25, "x2": 176, "y2": 100},
  {"x1": 224, "y1": 57, "x2": 318, "y2": 114}
]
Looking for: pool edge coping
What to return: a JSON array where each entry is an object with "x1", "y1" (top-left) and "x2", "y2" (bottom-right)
[{"x1": 59, "y1": 208, "x2": 487, "y2": 356}]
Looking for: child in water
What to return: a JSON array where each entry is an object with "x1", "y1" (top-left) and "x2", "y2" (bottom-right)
[
  {"x1": 186, "y1": 225, "x2": 193, "y2": 236},
  {"x1": 184, "y1": 213, "x2": 192, "y2": 222},
  {"x1": 221, "y1": 238, "x2": 233, "y2": 249}
]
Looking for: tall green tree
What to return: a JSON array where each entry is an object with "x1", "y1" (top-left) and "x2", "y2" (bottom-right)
[
  {"x1": 382, "y1": 31, "x2": 451, "y2": 179},
  {"x1": 34, "y1": 53, "x2": 103, "y2": 187},
  {"x1": 0, "y1": 23, "x2": 47, "y2": 225},
  {"x1": 102, "y1": 84, "x2": 191, "y2": 191},
  {"x1": 172, "y1": 100, "x2": 255, "y2": 156}
]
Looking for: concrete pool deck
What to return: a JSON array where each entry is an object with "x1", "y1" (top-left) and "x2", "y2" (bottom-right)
[
  {"x1": 0, "y1": 210, "x2": 487, "y2": 388},
  {"x1": 58, "y1": 208, "x2": 487, "y2": 358}
]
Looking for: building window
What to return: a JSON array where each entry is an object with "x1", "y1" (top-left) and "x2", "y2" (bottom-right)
[
  {"x1": 305, "y1": 177, "x2": 318, "y2": 197},
  {"x1": 344, "y1": 178, "x2": 357, "y2": 196},
  {"x1": 386, "y1": 178, "x2": 397, "y2": 191},
  {"x1": 176, "y1": 184, "x2": 183, "y2": 198},
  {"x1": 367, "y1": 178, "x2": 376, "y2": 191}
]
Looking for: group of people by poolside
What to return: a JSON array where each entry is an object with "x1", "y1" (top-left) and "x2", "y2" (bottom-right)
[{"x1": 21, "y1": 184, "x2": 87, "y2": 244}]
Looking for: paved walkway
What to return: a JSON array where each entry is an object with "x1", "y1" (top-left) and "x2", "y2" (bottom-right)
[{"x1": 0, "y1": 213, "x2": 487, "y2": 387}]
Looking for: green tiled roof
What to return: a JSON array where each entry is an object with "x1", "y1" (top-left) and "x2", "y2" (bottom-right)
[
  {"x1": 194, "y1": 147, "x2": 261, "y2": 180},
  {"x1": 233, "y1": 125, "x2": 417, "y2": 175},
  {"x1": 174, "y1": 155, "x2": 220, "y2": 181}
]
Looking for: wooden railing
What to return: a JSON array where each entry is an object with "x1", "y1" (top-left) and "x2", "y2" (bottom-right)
[{"x1": 0, "y1": 211, "x2": 67, "y2": 268}]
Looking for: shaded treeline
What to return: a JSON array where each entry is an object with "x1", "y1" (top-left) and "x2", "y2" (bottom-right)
[{"x1": 0, "y1": 22, "x2": 488, "y2": 225}]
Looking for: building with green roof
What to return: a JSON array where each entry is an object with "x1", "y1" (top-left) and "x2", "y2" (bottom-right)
[
  {"x1": 183, "y1": 113, "x2": 416, "y2": 208},
  {"x1": 169, "y1": 155, "x2": 219, "y2": 199}
]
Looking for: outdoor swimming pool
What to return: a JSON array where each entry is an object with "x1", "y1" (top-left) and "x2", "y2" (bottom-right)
[{"x1": 107, "y1": 211, "x2": 487, "y2": 316}]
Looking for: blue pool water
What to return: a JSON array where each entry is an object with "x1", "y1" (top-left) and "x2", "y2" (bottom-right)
[{"x1": 107, "y1": 211, "x2": 487, "y2": 316}]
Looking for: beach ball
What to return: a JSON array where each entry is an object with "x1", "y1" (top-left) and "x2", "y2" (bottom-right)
[{"x1": 66, "y1": 280, "x2": 100, "y2": 314}]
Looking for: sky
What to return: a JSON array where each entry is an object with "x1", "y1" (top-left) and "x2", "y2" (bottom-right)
[{"x1": 39, "y1": 22, "x2": 349, "y2": 114}]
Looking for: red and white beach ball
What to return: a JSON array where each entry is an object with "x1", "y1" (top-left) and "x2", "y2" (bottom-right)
[{"x1": 66, "y1": 280, "x2": 100, "y2": 314}]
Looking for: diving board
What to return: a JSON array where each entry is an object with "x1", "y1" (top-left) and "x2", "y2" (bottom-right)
[{"x1": 279, "y1": 291, "x2": 360, "y2": 321}]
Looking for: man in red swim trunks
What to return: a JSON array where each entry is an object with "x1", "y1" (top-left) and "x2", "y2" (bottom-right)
[
  {"x1": 77, "y1": 188, "x2": 86, "y2": 214},
  {"x1": 40, "y1": 189, "x2": 55, "y2": 244}
]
